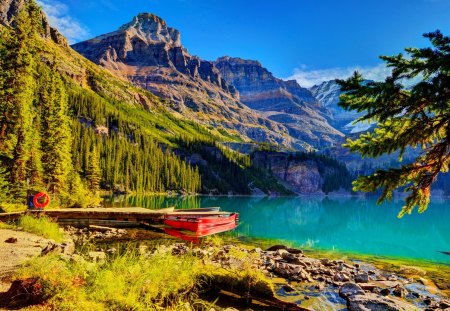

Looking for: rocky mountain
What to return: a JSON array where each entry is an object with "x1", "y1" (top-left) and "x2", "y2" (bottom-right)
[
  {"x1": 310, "y1": 80, "x2": 370, "y2": 134},
  {"x1": 0, "y1": 0, "x2": 67, "y2": 46},
  {"x1": 72, "y1": 13, "x2": 293, "y2": 147},
  {"x1": 215, "y1": 57, "x2": 344, "y2": 149}
]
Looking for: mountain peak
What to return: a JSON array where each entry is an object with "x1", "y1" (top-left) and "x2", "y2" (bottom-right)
[
  {"x1": 216, "y1": 56, "x2": 262, "y2": 67},
  {"x1": 118, "y1": 13, "x2": 181, "y2": 47}
]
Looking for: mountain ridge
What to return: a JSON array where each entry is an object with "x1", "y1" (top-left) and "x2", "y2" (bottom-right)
[
  {"x1": 215, "y1": 56, "x2": 345, "y2": 149},
  {"x1": 72, "y1": 13, "x2": 295, "y2": 148}
]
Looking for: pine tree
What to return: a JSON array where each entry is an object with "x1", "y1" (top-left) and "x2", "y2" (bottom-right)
[
  {"x1": 86, "y1": 146, "x2": 101, "y2": 192},
  {"x1": 0, "y1": 165, "x2": 9, "y2": 203},
  {"x1": 0, "y1": 5, "x2": 38, "y2": 196},
  {"x1": 39, "y1": 64, "x2": 73, "y2": 195},
  {"x1": 338, "y1": 30, "x2": 450, "y2": 217}
]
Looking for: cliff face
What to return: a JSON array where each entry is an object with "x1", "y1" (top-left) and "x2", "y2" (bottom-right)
[
  {"x1": 251, "y1": 152, "x2": 322, "y2": 194},
  {"x1": 215, "y1": 57, "x2": 344, "y2": 149},
  {"x1": 0, "y1": 0, "x2": 67, "y2": 46},
  {"x1": 251, "y1": 151, "x2": 352, "y2": 194},
  {"x1": 72, "y1": 14, "x2": 293, "y2": 147}
]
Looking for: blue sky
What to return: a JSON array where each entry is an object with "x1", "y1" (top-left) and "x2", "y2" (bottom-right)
[{"x1": 37, "y1": 0, "x2": 450, "y2": 87}]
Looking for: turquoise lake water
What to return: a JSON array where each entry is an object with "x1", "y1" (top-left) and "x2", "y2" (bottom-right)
[{"x1": 103, "y1": 195, "x2": 450, "y2": 263}]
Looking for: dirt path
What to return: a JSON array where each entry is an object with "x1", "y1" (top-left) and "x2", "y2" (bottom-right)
[{"x1": 0, "y1": 229, "x2": 52, "y2": 294}]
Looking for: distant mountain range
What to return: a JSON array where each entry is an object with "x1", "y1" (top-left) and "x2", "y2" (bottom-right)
[{"x1": 72, "y1": 13, "x2": 361, "y2": 151}]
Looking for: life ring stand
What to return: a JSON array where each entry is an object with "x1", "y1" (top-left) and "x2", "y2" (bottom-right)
[{"x1": 33, "y1": 192, "x2": 50, "y2": 209}]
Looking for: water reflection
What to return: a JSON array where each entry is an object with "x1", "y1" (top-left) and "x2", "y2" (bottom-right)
[{"x1": 103, "y1": 195, "x2": 450, "y2": 262}]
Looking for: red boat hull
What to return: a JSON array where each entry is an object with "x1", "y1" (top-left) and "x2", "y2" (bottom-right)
[
  {"x1": 164, "y1": 213, "x2": 238, "y2": 231},
  {"x1": 164, "y1": 222, "x2": 238, "y2": 242}
]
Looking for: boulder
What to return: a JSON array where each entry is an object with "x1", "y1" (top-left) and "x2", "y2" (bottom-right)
[
  {"x1": 286, "y1": 248, "x2": 303, "y2": 254},
  {"x1": 355, "y1": 271, "x2": 369, "y2": 283},
  {"x1": 282, "y1": 284, "x2": 296, "y2": 292},
  {"x1": 392, "y1": 286, "x2": 407, "y2": 298},
  {"x1": 339, "y1": 282, "x2": 365, "y2": 298},
  {"x1": 439, "y1": 301, "x2": 450, "y2": 309},
  {"x1": 266, "y1": 245, "x2": 288, "y2": 251},
  {"x1": 334, "y1": 272, "x2": 350, "y2": 282},
  {"x1": 347, "y1": 293, "x2": 417, "y2": 311},
  {"x1": 281, "y1": 252, "x2": 302, "y2": 264}
]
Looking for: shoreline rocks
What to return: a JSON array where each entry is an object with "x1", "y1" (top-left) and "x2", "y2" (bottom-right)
[{"x1": 54, "y1": 228, "x2": 450, "y2": 310}]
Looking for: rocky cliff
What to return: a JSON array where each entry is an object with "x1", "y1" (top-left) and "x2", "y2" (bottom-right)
[
  {"x1": 251, "y1": 151, "x2": 352, "y2": 194},
  {"x1": 72, "y1": 14, "x2": 293, "y2": 147},
  {"x1": 215, "y1": 57, "x2": 344, "y2": 149},
  {"x1": 0, "y1": 0, "x2": 67, "y2": 46}
]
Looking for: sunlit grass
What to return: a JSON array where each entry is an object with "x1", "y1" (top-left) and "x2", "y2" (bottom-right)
[
  {"x1": 0, "y1": 202, "x2": 27, "y2": 213},
  {"x1": 15, "y1": 243, "x2": 277, "y2": 310},
  {"x1": 18, "y1": 215, "x2": 65, "y2": 242},
  {"x1": 0, "y1": 221, "x2": 14, "y2": 229},
  {"x1": 17, "y1": 251, "x2": 205, "y2": 310}
]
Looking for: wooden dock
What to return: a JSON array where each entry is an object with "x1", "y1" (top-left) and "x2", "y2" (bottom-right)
[{"x1": 0, "y1": 207, "x2": 231, "y2": 228}]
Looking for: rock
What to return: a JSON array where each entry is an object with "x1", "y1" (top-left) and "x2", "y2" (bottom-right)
[
  {"x1": 347, "y1": 292, "x2": 418, "y2": 311},
  {"x1": 315, "y1": 282, "x2": 325, "y2": 291},
  {"x1": 60, "y1": 240, "x2": 75, "y2": 255},
  {"x1": 392, "y1": 286, "x2": 407, "y2": 298},
  {"x1": 4, "y1": 237, "x2": 18, "y2": 243},
  {"x1": 106, "y1": 248, "x2": 117, "y2": 254},
  {"x1": 439, "y1": 301, "x2": 450, "y2": 309},
  {"x1": 339, "y1": 282, "x2": 365, "y2": 298},
  {"x1": 377, "y1": 280, "x2": 402, "y2": 288},
  {"x1": 334, "y1": 272, "x2": 350, "y2": 282},
  {"x1": 267, "y1": 245, "x2": 288, "y2": 252},
  {"x1": 276, "y1": 248, "x2": 289, "y2": 256},
  {"x1": 286, "y1": 248, "x2": 303, "y2": 254},
  {"x1": 88, "y1": 251, "x2": 106, "y2": 262},
  {"x1": 281, "y1": 252, "x2": 302, "y2": 264},
  {"x1": 172, "y1": 243, "x2": 188, "y2": 255},
  {"x1": 282, "y1": 284, "x2": 296, "y2": 292},
  {"x1": 355, "y1": 271, "x2": 369, "y2": 283},
  {"x1": 41, "y1": 241, "x2": 59, "y2": 255},
  {"x1": 321, "y1": 258, "x2": 335, "y2": 267},
  {"x1": 424, "y1": 298, "x2": 433, "y2": 305}
]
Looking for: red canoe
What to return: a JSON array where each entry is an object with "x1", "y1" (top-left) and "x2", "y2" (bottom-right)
[
  {"x1": 164, "y1": 213, "x2": 238, "y2": 232},
  {"x1": 164, "y1": 222, "x2": 238, "y2": 242}
]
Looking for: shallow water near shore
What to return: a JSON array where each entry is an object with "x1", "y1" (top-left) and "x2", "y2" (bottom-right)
[{"x1": 103, "y1": 195, "x2": 450, "y2": 263}]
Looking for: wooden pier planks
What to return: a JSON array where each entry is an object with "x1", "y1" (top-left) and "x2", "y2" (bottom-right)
[{"x1": 0, "y1": 207, "x2": 233, "y2": 227}]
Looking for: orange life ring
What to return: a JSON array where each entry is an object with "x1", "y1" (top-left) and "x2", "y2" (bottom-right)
[{"x1": 33, "y1": 192, "x2": 50, "y2": 209}]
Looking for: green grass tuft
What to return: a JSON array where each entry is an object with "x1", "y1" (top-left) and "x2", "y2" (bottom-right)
[{"x1": 18, "y1": 215, "x2": 65, "y2": 242}]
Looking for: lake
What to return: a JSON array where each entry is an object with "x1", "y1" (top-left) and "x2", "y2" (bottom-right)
[{"x1": 103, "y1": 195, "x2": 450, "y2": 263}]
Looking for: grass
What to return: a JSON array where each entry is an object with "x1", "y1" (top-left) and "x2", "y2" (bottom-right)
[
  {"x1": 13, "y1": 241, "x2": 276, "y2": 310},
  {"x1": 0, "y1": 221, "x2": 14, "y2": 229},
  {"x1": 0, "y1": 202, "x2": 27, "y2": 213},
  {"x1": 16, "y1": 251, "x2": 203, "y2": 310},
  {"x1": 17, "y1": 215, "x2": 65, "y2": 242}
]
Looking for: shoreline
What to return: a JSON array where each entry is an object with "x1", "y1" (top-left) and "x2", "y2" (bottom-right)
[{"x1": 1, "y1": 221, "x2": 449, "y2": 310}]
